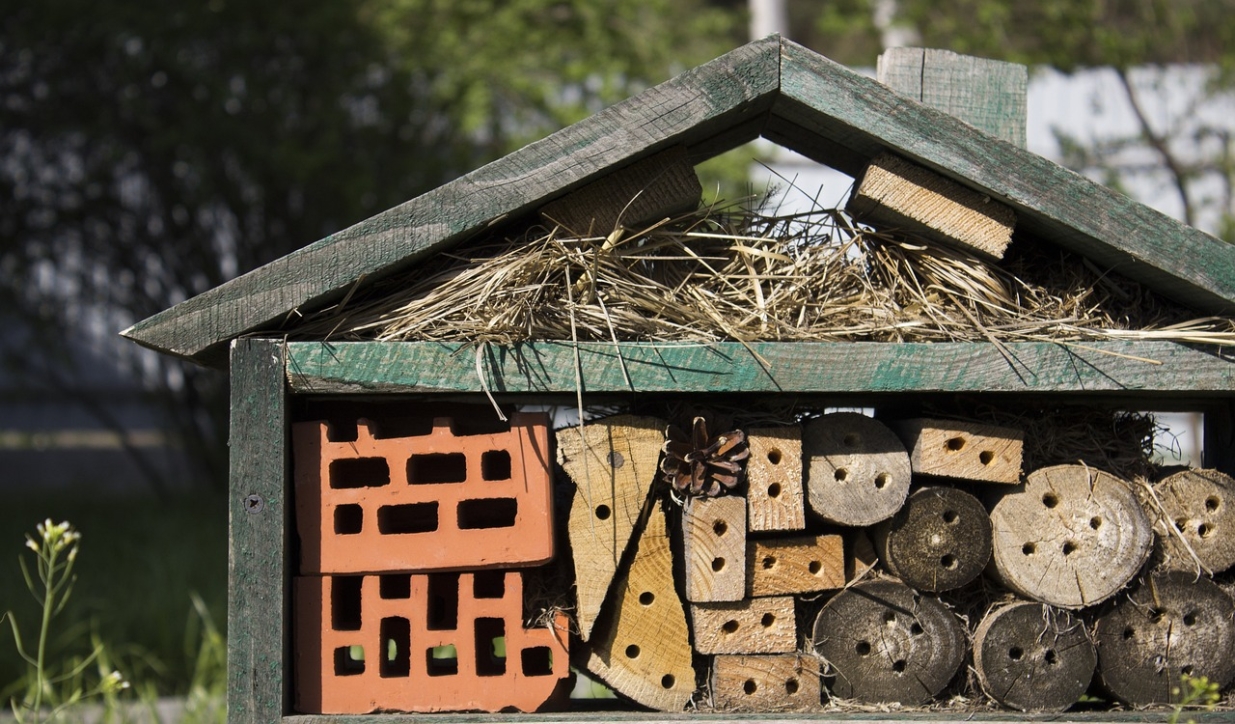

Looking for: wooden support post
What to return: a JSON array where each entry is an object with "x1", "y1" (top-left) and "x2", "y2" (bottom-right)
[
  {"x1": 690, "y1": 596, "x2": 796, "y2": 655},
  {"x1": 803, "y1": 412, "x2": 911, "y2": 527},
  {"x1": 228, "y1": 339, "x2": 288, "y2": 724},
  {"x1": 745, "y1": 426, "x2": 805, "y2": 532},
  {"x1": 556, "y1": 415, "x2": 664, "y2": 641},
  {"x1": 711, "y1": 655, "x2": 821, "y2": 712},
  {"x1": 891, "y1": 417, "x2": 1023, "y2": 483},
  {"x1": 586, "y1": 502, "x2": 695, "y2": 711},
  {"x1": 973, "y1": 602, "x2": 1095, "y2": 712},
  {"x1": 747, "y1": 534, "x2": 844, "y2": 597},
  {"x1": 682, "y1": 496, "x2": 747, "y2": 602},
  {"x1": 538, "y1": 146, "x2": 701, "y2": 234}
]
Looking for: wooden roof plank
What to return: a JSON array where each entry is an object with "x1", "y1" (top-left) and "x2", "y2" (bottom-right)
[
  {"x1": 284, "y1": 340, "x2": 1235, "y2": 396},
  {"x1": 774, "y1": 39, "x2": 1235, "y2": 316},
  {"x1": 121, "y1": 36, "x2": 782, "y2": 364}
]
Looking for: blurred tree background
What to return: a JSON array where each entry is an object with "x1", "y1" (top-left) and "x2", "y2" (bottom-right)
[{"x1": 2, "y1": 0, "x2": 1234, "y2": 697}]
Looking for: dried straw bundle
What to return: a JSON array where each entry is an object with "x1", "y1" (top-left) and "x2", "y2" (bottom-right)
[{"x1": 290, "y1": 203, "x2": 1235, "y2": 348}]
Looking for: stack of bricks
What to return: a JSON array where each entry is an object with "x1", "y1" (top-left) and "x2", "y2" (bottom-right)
[{"x1": 292, "y1": 412, "x2": 569, "y2": 714}]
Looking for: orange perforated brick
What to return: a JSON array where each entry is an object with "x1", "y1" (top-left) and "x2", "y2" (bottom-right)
[
  {"x1": 294, "y1": 412, "x2": 554, "y2": 574},
  {"x1": 294, "y1": 570, "x2": 570, "y2": 714}
]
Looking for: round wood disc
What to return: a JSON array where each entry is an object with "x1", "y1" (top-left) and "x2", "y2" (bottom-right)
[
  {"x1": 873, "y1": 486, "x2": 991, "y2": 592},
  {"x1": 812, "y1": 579, "x2": 964, "y2": 704},
  {"x1": 804, "y1": 413, "x2": 911, "y2": 527},
  {"x1": 1150, "y1": 469, "x2": 1235, "y2": 574},
  {"x1": 1095, "y1": 571, "x2": 1235, "y2": 705},
  {"x1": 989, "y1": 465, "x2": 1152, "y2": 608},
  {"x1": 973, "y1": 602, "x2": 1095, "y2": 712}
]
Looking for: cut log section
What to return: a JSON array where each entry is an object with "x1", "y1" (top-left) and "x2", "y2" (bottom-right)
[
  {"x1": 804, "y1": 413, "x2": 912, "y2": 527},
  {"x1": 538, "y1": 145, "x2": 701, "y2": 234},
  {"x1": 1095, "y1": 572, "x2": 1235, "y2": 705},
  {"x1": 691, "y1": 596, "x2": 796, "y2": 655},
  {"x1": 711, "y1": 655, "x2": 822, "y2": 712},
  {"x1": 973, "y1": 602, "x2": 1096, "y2": 712},
  {"x1": 847, "y1": 152, "x2": 1017, "y2": 260},
  {"x1": 1146, "y1": 469, "x2": 1235, "y2": 574},
  {"x1": 989, "y1": 465, "x2": 1152, "y2": 609},
  {"x1": 812, "y1": 580, "x2": 965, "y2": 705},
  {"x1": 745, "y1": 426, "x2": 806, "y2": 532},
  {"x1": 872, "y1": 486, "x2": 991, "y2": 592},
  {"x1": 682, "y1": 496, "x2": 747, "y2": 602},
  {"x1": 556, "y1": 414, "x2": 664, "y2": 641},
  {"x1": 891, "y1": 418, "x2": 1022, "y2": 484},
  {"x1": 585, "y1": 502, "x2": 695, "y2": 711},
  {"x1": 747, "y1": 534, "x2": 845, "y2": 597}
]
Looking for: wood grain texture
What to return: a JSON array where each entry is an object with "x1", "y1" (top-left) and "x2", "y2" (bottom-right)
[
  {"x1": 556, "y1": 415, "x2": 663, "y2": 641},
  {"x1": 690, "y1": 596, "x2": 796, "y2": 655},
  {"x1": 285, "y1": 340, "x2": 1235, "y2": 396},
  {"x1": 973, "y1": 602, "x2": 1095, "y2": 712},
  {"x1": 847, "y1": 152, "x2": 1016, "y2": 259},
  {"x1": 745, "y1": 426, "x2": 805, "y2": 532},
  {"x1": 877, "y1": 47, "x2": 1027, "y2": 148},
  {"x1": 710, "y1": 655, "x2": 822, "y2": 712},
  {"x1": 585, "y1": 502, "x2": 695, "y2": 711},
  {"x1": 1146, "y1": 468, "x2": 1235, "y2": 574},
  {"x1": 121, "y1": 38, "x2": 780, "y2": 364},
  {"x1": 682, "y1": 496, "x2": 747, "y2": 602},
  {"x1": 871, "y1": 486, "x2": 991, "y2": 593},
  {"x1": 228, "y1": 339, "x2": 288, "y2": 724},
  {"x1": 774, "y1": 39, "x2": 1235, "y2": 317},
  {"x1": 803, "y1": 413, "x2": 911, "y2": 527},
  {"x1": 746, "y1": 534, "x2": 844, "y2": 597},
  {"x1": 890, "y1": 417, "x2": 1023, "y2": 484}
]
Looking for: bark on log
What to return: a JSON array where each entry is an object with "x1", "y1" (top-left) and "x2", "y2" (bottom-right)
[
  {"x1": 989, "y1": 465, "x2": 1152, "y2": 608},
  {"x1": 710, "y1": 655, "x2": 822, "y2": 712},
  {"x1": 973, "y1": 602, "x2": 1095, "y2": 712},
  {"x1": 811, "y1": 580, "x2": 965, "y2": 704},
  {"x1": 872, "y1": 486, "x2": 991, "y2": 592},
  {"x1": 804, "y1": 413, "x2": 912, "y2": 527},
  {"x1": 1146, "y1": 469, "x2": 1235, "y2": 574},
  {"x1": 1095, "y1": 572, "x2": 1235, "y2": 705}
]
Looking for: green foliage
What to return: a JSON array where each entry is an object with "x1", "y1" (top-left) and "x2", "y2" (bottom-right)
[{"x1": 1168, "y1": 672, "x2": 1221, "y2": 724}]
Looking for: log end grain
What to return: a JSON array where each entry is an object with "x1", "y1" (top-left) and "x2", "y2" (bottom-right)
[
  {"x1": 973, "y1": 602, "x2": 1095, "y2": 712},
  {"x1": 682, "y1": 496, "x2": 747, "y2": 602},
  {"x1": 873, "y1": 486, "x2": 991, "y2": 592},
  {"x1": 1148, "y1": 469, "x2": 1235, "y2": 575},
  {"x1": 804, "y1": 413, "x2": 912, "y2": 527}
]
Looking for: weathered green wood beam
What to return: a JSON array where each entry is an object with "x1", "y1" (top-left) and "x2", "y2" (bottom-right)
[
  {"x1": 229, "y1": 339, "x2": 289, "y2": 724},
  {"x1": 122, "y1": 37, "x2": 780, "y2": 366},
  {"x1": 284, "y1": 341, "x2": 1234, "y2": 396},
  {"x1": 771, "y1": 40, "x2": 1235, "y2": 318}
]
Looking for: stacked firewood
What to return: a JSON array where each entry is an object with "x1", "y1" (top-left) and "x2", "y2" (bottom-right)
[{"x1": 555, "y1": 410, "x2": 1235, "y2": 713}]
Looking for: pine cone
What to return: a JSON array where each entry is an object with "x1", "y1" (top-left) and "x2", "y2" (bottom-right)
[{"x1": 661, "y1": 416, "x2": 750, "y2": 496}]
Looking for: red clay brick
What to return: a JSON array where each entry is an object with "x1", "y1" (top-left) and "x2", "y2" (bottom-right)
[
  {"x1": 294, "y1": 570, "x2": 570, "y2": 714},
  {"x1": 294, "y1": 412, "x2": 554, "y2": 574}
]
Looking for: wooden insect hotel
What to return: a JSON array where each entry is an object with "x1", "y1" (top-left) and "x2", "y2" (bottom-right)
[{"x1": 124, "y1": 37, "x2": 1235, "y2": 721}]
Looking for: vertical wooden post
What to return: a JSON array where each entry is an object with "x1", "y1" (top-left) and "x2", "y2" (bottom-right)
[{"x1": 228, "y1": 339, "x2": 289, "y2": 724}]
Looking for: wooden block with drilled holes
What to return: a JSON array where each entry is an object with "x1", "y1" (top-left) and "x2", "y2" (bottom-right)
[
  {"x1": 747, "y1": 534, "x2": 844, "y2": 597},
  {"x1": 745, "y1": 427, "x2": 805, "y2": 532},
  {"x1": 847, "y1": 152, "x2": 1016, "y2": 260},
  {"x1": 538, "y1": 146, "x2": 701, "y2": 235},
  {"x1": 891, "y1": 417, "x2": 1023, "y2": 484},
  {"x1": 711, "y1": 655, "x2": 822, "y2": 712},
  {"x1": 690, "y1": 596, "x2": 796, "y2": 655},
  {"x1": 683, "y1": 496, "x2": 747, "y2": 602}
]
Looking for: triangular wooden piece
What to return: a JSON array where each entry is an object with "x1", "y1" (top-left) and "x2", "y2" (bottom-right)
[{"x1": 556, "y1": 414, "x2": 665, "y2": 641}]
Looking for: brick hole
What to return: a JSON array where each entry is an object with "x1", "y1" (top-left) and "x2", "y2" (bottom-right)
[
  {"x1": 660, "y1": 674, "x2": 675, "y2": 689},
  {"x1": 1122, "y1": 626, "x2": 1135, "y2": 639},
  {"x1": 521, "y1": 646, "x2": 554, "y2": 677},
  {"x1": 458, "y1": 498, "x2": 518, "y2": 529},
  {"x1": 331, "y1": 576, "x2": 362, "y2": 631},
  {"x1": 378, "y1": 502, "x2": 439, "y2": 534},
  {"x1": 325, "y1": 420, "x2": 358, "y2": 442},
  {"x1": 474, "y1": 618, "x2": 507, "y2": 677},
  {"x1": 333, "y1": 504, "x2": 363, "y2": 535},
  {"x1": 882, "y1": 610, "x2": 896, "y2": 625},
  {"x1": 910, "y1": 622, "x2": 924, "y2": 635},
  {"x1": 979, "y1": 450, "x2": 995, "y2": 465},
  {"x1": 380, "y1": 617, "x2": 411, "y2": 678},
  {"x1": 481, "y1": 450, "x2": 512, "y2": 481},
  {"x1": 638, "y1": 591, "x2": 655, "y2": 606},
  {"x1": 1199, "y1": 522, "x2": 1215, "y2": 538},
  {"x1": 743, "y1": 679, "x2": 757, "y2": 695},
  {"x1": 1175, "y1": 518, "x2": 1189, "y2": 532},
  {"x1": 945, "y1": 437, "x2": 965, "y2": 452},
  {"x1": 1149, "y1": 608, "x2": 1166, "y2": 624},
  {"x1": 767, "y1": 448, "x2": 782, "y2": 465},
  {"x1": 408, "y1": 453, "x2": 467, "y2": 484},
  {"x1": 713, "y1": 519, "x2": 728, "y2": 536},
  {"x1": 767, "y1": 482, "x2": 781, "y2": 498},
  {"x1": 426, "y1": 645, "x2": 458, "y2": 676},
  {"x1": 1182, "y1": 664, "x2": 1195, "y2": 676},
  {"x1": 334, "y1": 646, "x2": 365, "y2": 676},
  {"x1": 452, "y1": 417, "x2": 512, "y2": 436},
  {"x1": 379, "y1": 574, "x2": 411, "y2": 599},
  {"x1": 427, "y1": 573, "x2": 459, "y2": 630},
  {"x1": 711, "y1": 557, "x2": 726, "y2": 572},
  {"x1": 370, "y1": 418, "x2": 433, "y2": 439},
  {"x1": 473, "y1": 571, "x2": 506, "y2": 599},
  {"x1": 329, "y1": 457, "x2": 390, "y2": 489},
  {"x1": 761, "y1": 613, "x2": 776, "y2": 627},
  {"x1": 722, "y1": 620, "x2": 740, "y2": 634}
]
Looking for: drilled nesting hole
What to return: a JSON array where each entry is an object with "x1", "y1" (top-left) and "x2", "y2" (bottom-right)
[
  {"x1": 639, "y1": 591, "x2": 655, "y2": 606},
  {"x1": 1042, "y1": 493, "x2": 1060, "y2": 508},
  {"x1": 855, "y1": 641, "x2": 871, "y2": 656},
  {"x1": 1022, "y1": 542, "x2": 1036, "y2": 556},
  {"x1": 942, "y1": 509, "x2": 958, "y2": 524},
  {"x1": 722, "y1": 619, "x2": 740, "y2": 634},
  {"x1": 834, "y1": 467, "x2": 849, "y2": 482},
  {"x1": 767, "y1": 482, "x2": 781, "y2": 499},
  {"x1": 767, "y1": 448, "x2": 782, "y2": 465},
  {"x1": 874, "y1": 472, "x2": 890, "y2": 489},
  {"x1": 713, "y1": 519, "x2": 728, "y2": 536},
  {"x1": 625, "y1": 645, "x2": 640, "y2": 659},
  {"x1": 711, "y1": 557, "x2": 726, "y2": 572},
  {"x1": 945, "y1": 437, "x2": 965, "y2": 452},
  {"x1": 761, "y1": 613, "x2": 776, "y2": 627},
  {"x1": 595, "y1": 504, "x2": 611, "y2": 521},
  {"x1": 843, "y1": 433, "x2": 861, "y2": 447},
  {"x1": 785, "y1": 678, "x2": 800, "y2": 695},
  {"x1": 940, "y1": 554, "x2": 958, "y2": 570},
  {"x1": 979, "y1": 450, "x2": 995, "y2": 465},
  {"x1": 1062, "y1": 540, "x2": 1078, "y2": 556},
  {"x1": 661, "y1": 674, "x2": 675, "y2": 689},
  {"x1": 1008, "y1": 646, "x2": 1024, "y2": 661},
  {"x1": 743, "y1": 680, "x2": 757, "y2": 695},
  {"x1": 808, "y1": 560, "x2": 822, "y2": 574},
  {"x1": 1206, "y1": 496, "x2": 1221, "y2": 512}
]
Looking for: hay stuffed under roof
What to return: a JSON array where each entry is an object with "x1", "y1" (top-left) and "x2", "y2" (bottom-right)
[{"x1": 288, "y1": 201, "x2": 1235, "y2": 348}]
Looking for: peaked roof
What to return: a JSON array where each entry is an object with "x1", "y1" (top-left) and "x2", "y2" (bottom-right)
[{"x1": 124, "y1": 35, "x2": 1235, "y2": 367}]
